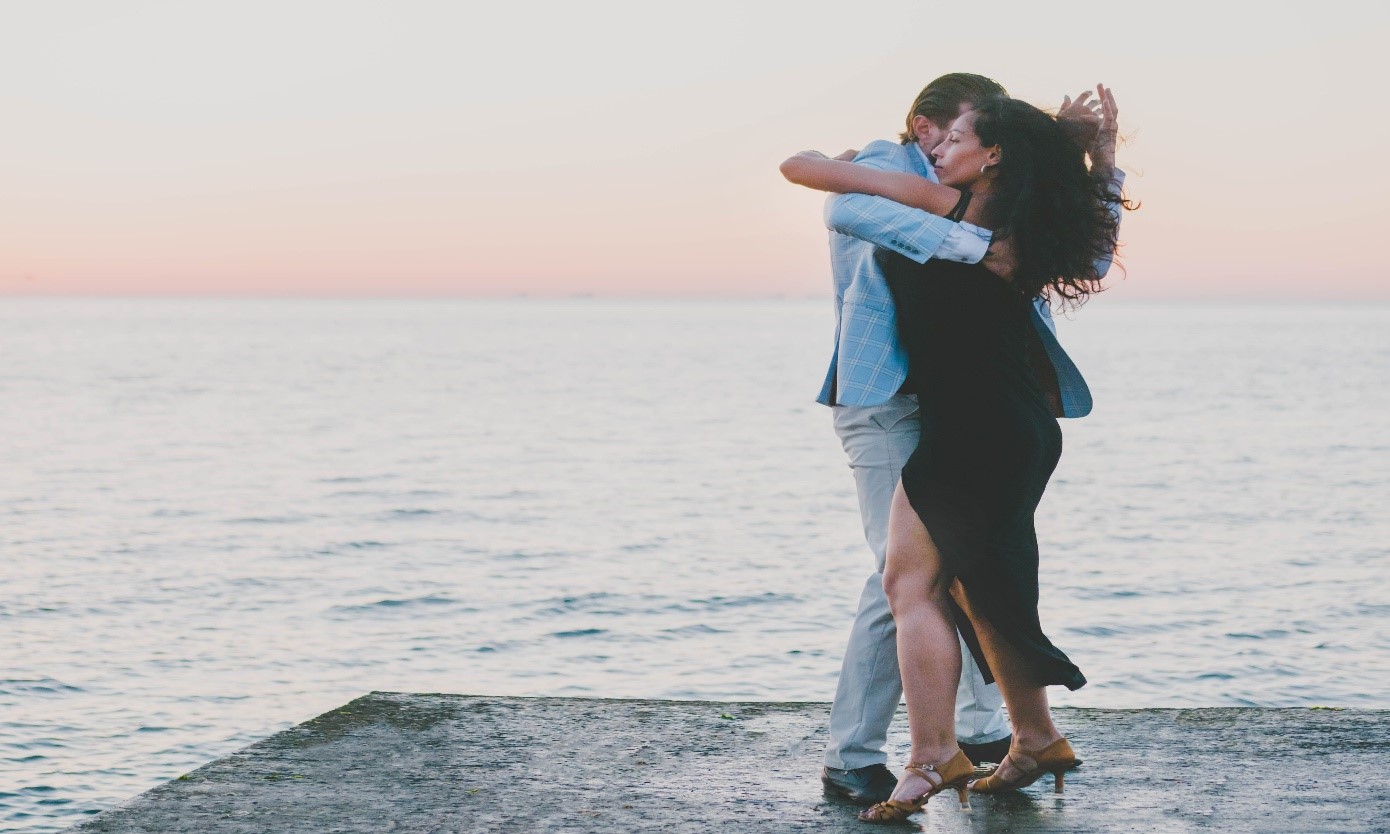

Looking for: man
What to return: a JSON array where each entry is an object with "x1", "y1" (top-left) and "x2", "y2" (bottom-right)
[{"x1": 815, "y1": 73, "x2": 1123, "y2": 805}]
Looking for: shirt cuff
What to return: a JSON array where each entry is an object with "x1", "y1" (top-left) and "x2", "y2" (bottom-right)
[{"x1": 937, "y1": 222, "x2": 992, "y2": 264}]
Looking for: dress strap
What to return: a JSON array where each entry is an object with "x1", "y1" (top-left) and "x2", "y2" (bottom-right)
[{"x1": 946, "y1": 190, "x2": 972, "y2": 223}]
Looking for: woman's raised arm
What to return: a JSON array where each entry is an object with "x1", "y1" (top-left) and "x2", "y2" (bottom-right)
[{"x1": 779, "y1": 151, "x2": 963, "y2": 218}]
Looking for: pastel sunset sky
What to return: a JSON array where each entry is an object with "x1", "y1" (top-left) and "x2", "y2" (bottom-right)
[{"x1": 2, "y1": 0, "x2": 1386, "y2": 299}]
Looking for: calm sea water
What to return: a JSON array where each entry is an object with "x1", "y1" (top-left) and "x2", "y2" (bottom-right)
[{"x1": 2, "y1": 299, "x2": 1387, "y2": 831}]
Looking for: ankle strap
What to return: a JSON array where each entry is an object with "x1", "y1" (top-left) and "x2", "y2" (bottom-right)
[{"x1": 905, "y1": 749, "x2": 970, "y2": 783}]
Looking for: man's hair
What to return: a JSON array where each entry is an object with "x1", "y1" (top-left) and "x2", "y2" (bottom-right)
[{"x1": 899, "y1": 73, "x2": 1008, "y2": 144}]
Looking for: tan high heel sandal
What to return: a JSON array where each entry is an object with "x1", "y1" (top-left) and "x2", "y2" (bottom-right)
[
  {"x1": 857, "y1": 748, "x2": 973, "y2": 824},
  {"x1": 968, "y1": 737, "x2": 1079, "y2": 795}
]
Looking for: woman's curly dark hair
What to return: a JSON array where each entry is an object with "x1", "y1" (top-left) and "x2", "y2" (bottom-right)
[{"x1": 970, "y1": 96, "x2": 1135, "y2": 307}]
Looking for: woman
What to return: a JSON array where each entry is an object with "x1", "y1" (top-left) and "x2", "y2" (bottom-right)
[{"x1": 781, "y1": 89, "x2": 1128, "y2": 823}]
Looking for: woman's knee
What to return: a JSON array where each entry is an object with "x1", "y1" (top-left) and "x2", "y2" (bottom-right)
[
  {"x1": 882, "y1": 551, "x2": 948, "y2": 614},
  {"x1": 881, "y1": 560, "x2": 911, "y2": 614}
]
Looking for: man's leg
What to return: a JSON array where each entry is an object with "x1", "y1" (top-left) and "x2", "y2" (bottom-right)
[
  {"x1": 825, "y1": 395, "x2": 917, "y2": 771},
  {"x1": 824, "y1": 394, "x2": 1009, "y2": 774}
]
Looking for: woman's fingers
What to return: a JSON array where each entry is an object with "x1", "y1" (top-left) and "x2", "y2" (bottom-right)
[
  {"x1": 1092, "y1": 85, "x2": 1118, "y2": 139},
  {"x1": 1098, "y1": 85, "x2": 1118, "y2": 119},
  {"x1": 1059, "y1": 89, "x2": 1098, "y2": 120}
]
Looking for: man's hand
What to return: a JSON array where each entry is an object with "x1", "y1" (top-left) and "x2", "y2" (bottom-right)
[
  {"x1": 981, "y1": 236, "x2": 1018, "y2": 281},
  {"x1": 1056, "y1": 89, "x2": 1102, "y2": 151},
  {"x1": 834, "y1": 149, "x2": 859, "y2": 161}
]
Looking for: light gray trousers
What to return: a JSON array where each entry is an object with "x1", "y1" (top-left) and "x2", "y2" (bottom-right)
[{"x1": 824, "y1": 393, "x2": 1010, "y2": 770}]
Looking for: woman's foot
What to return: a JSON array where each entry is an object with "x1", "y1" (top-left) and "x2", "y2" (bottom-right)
[
  {"x1": 858, "y1": 749, "x2": 974, "y2": 823},
  {"x1": 887, "y1": 764, "x2": 941, "y2": 804},
  {"x1": 969, "y1": 737, "x2": 1078, "y2": 795}
]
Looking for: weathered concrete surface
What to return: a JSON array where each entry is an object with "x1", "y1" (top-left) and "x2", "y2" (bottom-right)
[{"x1": 70, "y1": 693, "x2": 1388, "y2": 833}]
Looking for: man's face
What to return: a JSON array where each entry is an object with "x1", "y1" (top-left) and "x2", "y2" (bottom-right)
[{"x1": 915, "y1": 101, "x2": 975, "y2": 160}]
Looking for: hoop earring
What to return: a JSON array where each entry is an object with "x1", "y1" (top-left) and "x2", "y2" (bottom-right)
[{"x1": 980, "y1": 164, "x2": 990, "y2": 174}]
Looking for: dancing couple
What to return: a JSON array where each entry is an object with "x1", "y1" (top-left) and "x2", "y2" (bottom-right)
[{"x1": 780, "y1": 73, "x2": 1131, "y2": 823}]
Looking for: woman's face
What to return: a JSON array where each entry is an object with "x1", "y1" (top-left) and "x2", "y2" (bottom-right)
[{"x1": 930, "y1": 111, "x2": 1000, "y2": 189}]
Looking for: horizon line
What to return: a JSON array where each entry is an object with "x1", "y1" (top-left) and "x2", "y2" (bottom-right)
[{"x1": 2, "y1": 293, "x2": 1388, "y2": 305}]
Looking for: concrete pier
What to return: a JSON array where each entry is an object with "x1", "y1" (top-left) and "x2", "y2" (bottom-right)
[{"x1": 69, "y1": 693, "x2": 1387, "y2": 833}]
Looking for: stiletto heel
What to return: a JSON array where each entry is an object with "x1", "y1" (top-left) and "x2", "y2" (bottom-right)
[
  {"x1": 858, "y1": 749, "x2": 975, "y2": 823},
  {"x1": 969, "y1": 737, "x2": 1080, "y2": 795}
]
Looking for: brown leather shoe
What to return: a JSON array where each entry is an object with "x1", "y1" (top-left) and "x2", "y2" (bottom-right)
[{"x1": 960, "y1": 735, "x2": 1011, "y2": 766}]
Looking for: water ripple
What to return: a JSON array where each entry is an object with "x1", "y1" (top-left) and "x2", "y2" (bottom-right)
[
  {"x1": 1, "y1": 299, "x2": 1387, "y2": 833},
  {"x1": 0, "y1": 680, "x2": 85, "y2": 698}
]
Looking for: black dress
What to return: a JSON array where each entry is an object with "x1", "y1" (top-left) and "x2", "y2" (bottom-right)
[{"x1": 879, "y1": 210, "x2": 1086, "y2": 691}]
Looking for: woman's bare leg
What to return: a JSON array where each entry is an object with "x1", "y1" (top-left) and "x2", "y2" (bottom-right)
[
  {"x1": 880, "y1": 483, "x2": 960, "y2": 801},
  {"x1": 951, "y1": 586, "x2": 1064, "y2": 777}
]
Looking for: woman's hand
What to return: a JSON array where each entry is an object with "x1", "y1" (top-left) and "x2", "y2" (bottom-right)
[
  {"x1": 1088, "y1": 85, "x2": 1119, "y2": 178},
  {"x1": 1056, "y1": 89, "x2": 1102, "y2": 150}
]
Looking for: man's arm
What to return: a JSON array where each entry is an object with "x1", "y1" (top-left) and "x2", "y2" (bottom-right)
[
  {"x1": 820, "y1": 141, "x2": 990, "y2": 265},
  {"x1": 1078, "y1": 84, "x2": 1126, "y2": 280},
  {"x1": 1093, "y1": 170, "x2": 1126, "y2": 279}
]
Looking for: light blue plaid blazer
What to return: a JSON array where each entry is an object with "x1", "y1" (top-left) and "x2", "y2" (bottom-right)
[{"x1": 815, "y1": 140, "x2": 1113, "y2": 418}]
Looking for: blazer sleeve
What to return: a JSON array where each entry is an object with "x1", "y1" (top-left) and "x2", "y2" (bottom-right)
[
  {"x1": 1093, "y1": 171, "x2": 1127, "y2": 279},
  {"x1": 823, "y1": 141, "x2": 989, "y2": 265}
]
